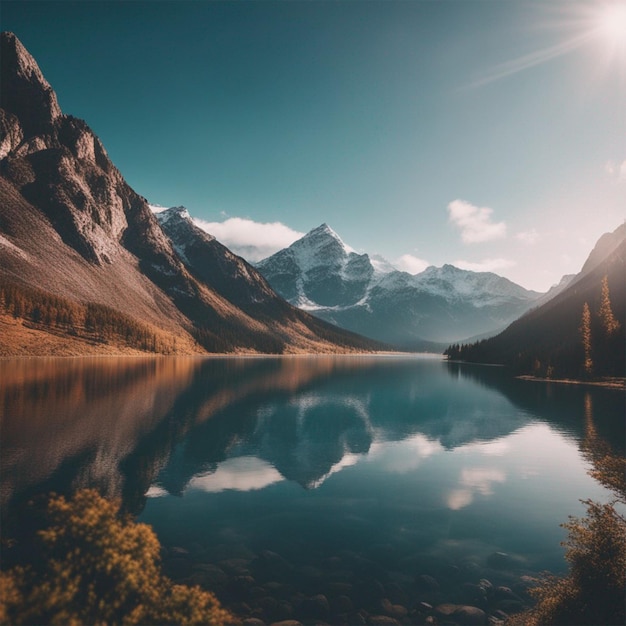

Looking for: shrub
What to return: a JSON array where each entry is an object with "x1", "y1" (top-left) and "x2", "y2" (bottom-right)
[{"x1": 0, "y1": 490, "x2": 235, "y2": 625}]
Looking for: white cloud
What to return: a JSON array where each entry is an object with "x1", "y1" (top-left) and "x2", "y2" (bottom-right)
[
  {"x1": 193, "y1": 217, "x2": 304, "y2": 262},
  {"x1": 515, "y1": 229, "x2": 540, "y2": 245},
  {"x1": 395, "y1": 254, "x2": 430, "y2": 274},
  {"x1": 368, "y1": 434, "x2": 443, "y2": 474},
  {"x1": 453, "y1": 257, "x2": 515, "y2": 273},
  {"x1": 448, "y1": 199, "x2": 507, "y2": 244},
  {"x1": 188, "y1": 456, "x2": 284, "y2": 493},
  {"x1": 447, "y1": 467, "x2": 507, "y2": 510},
  {"x1": 148, "y1": 204, "x2": 168, "y2": 213}
]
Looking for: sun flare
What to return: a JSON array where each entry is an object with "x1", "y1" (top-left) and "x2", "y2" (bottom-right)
[{"x1": 596, "y1": 3, "x2": 626, "y2": 49}]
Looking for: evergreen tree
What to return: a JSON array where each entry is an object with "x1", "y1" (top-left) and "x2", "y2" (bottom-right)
[
  {"x1": 580, "y1": 302, "x2": 593, "y2": 377},
  {"x1": 598, "y1": 276, "x2": 620, "y2": 336}
]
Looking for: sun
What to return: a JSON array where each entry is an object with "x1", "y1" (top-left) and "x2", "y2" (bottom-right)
[{"x1": 596, "y1": 3, "x2": 626, "y2": 50}]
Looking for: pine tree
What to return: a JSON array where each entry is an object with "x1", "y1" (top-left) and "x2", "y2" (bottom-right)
[
  {"x1": 598, "y1": 276, "x2": 620, "y2": 336},
  {"x1": 580, "y1": 302, "x2": 593, "y2": 377}
]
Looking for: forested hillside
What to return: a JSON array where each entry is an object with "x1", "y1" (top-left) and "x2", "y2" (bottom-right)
[{"x1": 445, "y1": 225, "x2": 625, "y2": 380}]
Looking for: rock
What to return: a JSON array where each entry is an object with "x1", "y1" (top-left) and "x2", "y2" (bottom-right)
[
  {"x1": 459, "y1": 561, "x2": 482, "y2": 578},
  {"x1": 435, "y1": 603, "x2": 458, "y2": 618},
  {"x1": 384, "y1": 582, "x2": 408, "y2": 605},
  {"x1": 453, "y1": 605, "x2": 487, "y2": 625},
  {"x1": 367, "y1": 615, "x2": 400, "y2": 625},
  {"x1": 415, "y1": 574, "x2": 439, "y2": 592},
  {"x1": 379, "y1": 598, "x2": 407, "y2": 620},
  {"x1": 491, "y1": 609, "x2": 509, "y2": 621},
  {"x1": 326, "y1": 582, "x2": 353, "y2": 597},
  {"x1": 331, "y1": 594, "x2": 353, "y2": 614},
  {"x1": 301, "y1": 594, "x2": 330, "y2": 619},
  {"x1": 494, "y1": 599, "x2": 525, "y2": 614},
  {"x1": 252, "y1": 550, "x2": 292, "y2": 581},
  {"x1": 190, "y1": 563, "x2": 229, "y2": 586},
  {"x1": 458, "y1": 583, "x2": 487, "y2": 608},
  {"x1": 227, "y1": 575, "x2": 257, "y2": 597},
  {"x1": 486, "y1": 552, "x2": 522, "y2": 570},
  {"x1": 494, "y1": 586, "x2": 520, "y2": 601},
  {"x1": 259, "y1": 596, "x2": 293, "y2": 622},
  {"x1": 349, "y1": 612, "x2": 368, "y2": 625},
  {"x1": 242, "y1": 619, "x2": 267, "y2": 626},
  {"x1": 220, "y1": 558, "x2": 252, "y2": 575}
]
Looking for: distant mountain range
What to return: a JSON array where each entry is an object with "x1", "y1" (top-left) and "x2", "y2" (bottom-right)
[
  {"x1": 446, "y1": 223, "x2": 625, "y2": 379},
  {"x1": 0, "y1": 31, "x2": 382, "y2": 356},
  {"x1": 255, "y1": 223, "x2": 549, "y2": 348}
]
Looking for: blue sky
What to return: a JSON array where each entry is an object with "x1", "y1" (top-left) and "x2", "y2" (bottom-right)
[{"x1": 2, "y1": 0, "x2": 625, "y2": 290}]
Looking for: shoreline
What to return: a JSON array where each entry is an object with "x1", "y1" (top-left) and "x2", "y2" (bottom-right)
[{"x1": 516, "y1": 375, "x2": 625, "y2": 391}]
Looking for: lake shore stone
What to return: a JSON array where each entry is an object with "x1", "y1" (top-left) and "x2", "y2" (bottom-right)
[
  {"x1": 366, "y1": 615, "x2": 400, "y2": 625},
  {"x1": 453, "y1": 605, "x2": 487, "y2": 625},
  {"x1": 331, "y1": 594, "x2": 353, "y2": 614},
  {"x1": 301, "y1": 593, "x2": 330, "y2": 619},
  {"x1": 379, "y1": 598, "x2": 408, "y2": 620}
]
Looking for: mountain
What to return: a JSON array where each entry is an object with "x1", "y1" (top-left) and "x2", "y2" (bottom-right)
[
  {"x1": 446, "y1": 223, "x2": 626, "y2": 379},
  {"x1": 256, "y1": 224, "x2": 542, "y2": 347},
  {"x1": 0, "y1": 32, "x2": 382, "y2": 356}
]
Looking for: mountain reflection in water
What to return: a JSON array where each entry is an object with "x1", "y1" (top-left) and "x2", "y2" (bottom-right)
[{"x1": 1, "y1": 356, "x2": 623, "y2": 517}]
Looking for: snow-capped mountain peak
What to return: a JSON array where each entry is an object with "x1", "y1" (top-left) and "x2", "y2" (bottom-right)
[
  {"x1": 155, "y1": 205, "x2": 192, "y2": 224},
  {"x1": 255, "y1": 223, "x2": 547, "y2": 346},
  {"x1": 370, "y1": 254, "x2": 397, "y2": 276}
]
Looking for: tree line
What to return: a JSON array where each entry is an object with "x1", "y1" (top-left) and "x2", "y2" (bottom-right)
[
  {"x1": 445, "y1": 276, "x2": 623, "y2": 380},
  {"x1": 0, "y1": 280, "x2": 179, "y2": 353}
]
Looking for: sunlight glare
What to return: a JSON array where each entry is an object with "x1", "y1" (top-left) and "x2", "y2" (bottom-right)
[{"x1": 597, "y1": 3, "x2": 626, "y2": 50}]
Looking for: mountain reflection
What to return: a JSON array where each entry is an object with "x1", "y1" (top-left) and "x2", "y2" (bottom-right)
[{"x1": 1, "y1": 356, "x2": 621, "y2": 518}]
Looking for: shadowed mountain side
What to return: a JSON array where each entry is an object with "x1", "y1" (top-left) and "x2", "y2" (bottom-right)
[
  {"x1": 0, "y1": 32, "x2": 383, "y2": 355},
  {"x1": 446, "y1": 224, "x2": 625, "y2": 378}
]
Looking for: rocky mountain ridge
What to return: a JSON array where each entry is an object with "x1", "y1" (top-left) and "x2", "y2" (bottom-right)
[
  {"x1": 255, "y1": 224, "x2": 544, "y2": 347},
  {"x1": 0, "y1": 31, "x2": 382, "y2": 355}
]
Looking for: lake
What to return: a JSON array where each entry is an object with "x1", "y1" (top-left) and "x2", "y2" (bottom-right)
[{"x1": 1, "y1": 355, "x2": 623, "y2": 624}]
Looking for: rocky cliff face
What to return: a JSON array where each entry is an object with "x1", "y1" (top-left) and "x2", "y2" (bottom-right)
[
  {"x1": 0, "y1": 31, "x2": 381, "y2": 355},
  {"x1": 156, "y1": 206, "x2": 291, "y2": 318},
  {"x1": 256, "y1": 223, "x2": 377, "y2": 308}
]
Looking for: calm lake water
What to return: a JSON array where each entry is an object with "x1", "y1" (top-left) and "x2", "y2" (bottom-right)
[{"x1": 1, "y1": 355, "x2": 623, "y2": 622}]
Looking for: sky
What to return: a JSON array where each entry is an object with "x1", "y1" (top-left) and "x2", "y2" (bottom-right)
[{"x1": 2, "y1": 0, "x2": 625, "y2": 291}]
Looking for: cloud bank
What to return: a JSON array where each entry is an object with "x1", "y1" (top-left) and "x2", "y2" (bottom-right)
[
  {"x1": 448, "y1": 200, "x2": 507, "y2": 244},
  {"x1": 395, "y1": 254, "x2": 430, "y2": 274},
  {"x1": 453, "y1": 257, "x2": 515, "y2": 273},
  {"x1": 194, "y1": 217, "x2": 304, "y2": 262}
]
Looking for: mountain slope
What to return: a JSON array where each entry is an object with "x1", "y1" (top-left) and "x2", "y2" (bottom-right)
[
  {"x1": 0, "y1": 31, "x2": 382, "y2": 355},
  {"x1": 446, "y1": 223, "x2": 626, "y2": 379},
  {"x1": 256, "y1": 225, "x2": 542, "y2": 346}
]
